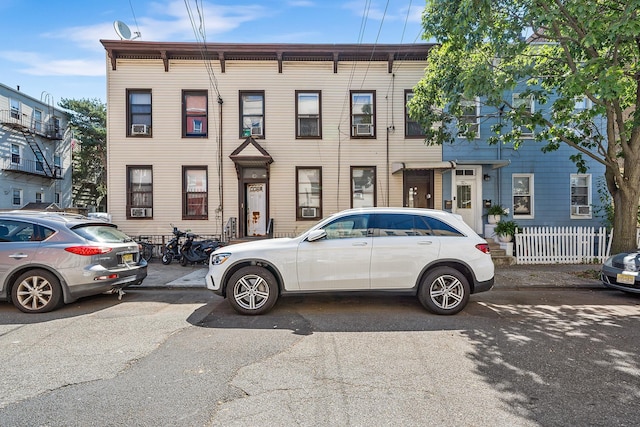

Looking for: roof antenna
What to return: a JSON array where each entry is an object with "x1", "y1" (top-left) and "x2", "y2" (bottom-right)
[{"x1": 113, "y1": 20, "x2": 141, "y2": 40}]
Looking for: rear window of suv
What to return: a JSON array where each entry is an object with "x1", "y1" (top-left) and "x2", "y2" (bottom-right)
[{"x1": 72, "y1": 224, "x2": 134, "y2": 243}]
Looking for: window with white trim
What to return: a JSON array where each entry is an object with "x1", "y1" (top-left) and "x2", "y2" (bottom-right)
[
  {"x1": 458, "y1": 97, "x2": 480, "y2": 137},
  {"x1": 512, "y1": 93, "x2": 534, "y2": 138},
  {"x1": 183, "y1": 166, "x2": 208, "y2": 219},
  {"x1": 512, "y1": 174, "x2": 534, "y2": 218},
  {"x1": 570, "y1": 174, "x2": 592, "y2": 218},
  {"x1": 11, "y1": 144, "x2": 20, "y2": 164},
  {"x1": 12, "y1": 189, "x2": 22, "y2": 206},
  {"x1": 10, "y1": 98, "x2": 20, "y2": 119}
]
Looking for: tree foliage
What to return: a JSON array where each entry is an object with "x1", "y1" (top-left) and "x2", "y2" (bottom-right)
[
  {"x1": 409, "y1": 0, "x2": 640, "y2": 253},
  {"x1": 58, "y1": 98, "x2": 107, "y2": 211}
]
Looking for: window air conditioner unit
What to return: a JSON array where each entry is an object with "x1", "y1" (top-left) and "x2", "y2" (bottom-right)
[
  {"x1": 301, "y1": 207, "x2": 317, "y2": 218},
  {"x1": 130, "y1": 207, "x2": 152, "y2": 217},
  {"x1": 355, "y1": 123, "x2": 373, "y2": 136},
  {"x1": 251, "y1": 126, "x2": 262, "y2": 136},
  {"x1": 572, "y1": 205, "x2": 591, "y2": 216},
  {"x1": 131, "y1": 124, "x2": 149, "y2": 135}
]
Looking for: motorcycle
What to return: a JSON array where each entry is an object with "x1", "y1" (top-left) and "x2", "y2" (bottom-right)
[
  {"x1": 161, "y1": 225, "x2": 187, "y2": 265},
  {"x1": 179, "y1": 233, "x2": 221, "y2": 266}
]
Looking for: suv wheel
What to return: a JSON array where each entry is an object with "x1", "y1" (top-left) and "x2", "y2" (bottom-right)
[
  {"x1": 227, "y1": 266, "x2": 279, "y2": 315},
  {"x1": 418, "y1": 267, "x2": 470, "y2": 315},
  {"x1": 12, "y1": 269, "x2": 63, "y2": 313}
]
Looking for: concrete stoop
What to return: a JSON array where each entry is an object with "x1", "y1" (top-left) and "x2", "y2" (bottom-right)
[{"x1": 487, "y1": 237, "x2": 516, "y2": 266}]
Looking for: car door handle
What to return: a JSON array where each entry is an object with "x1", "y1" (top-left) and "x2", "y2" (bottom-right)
[
  {"x1": 418, "y1": 241, "x2": 433, "y2": 245},
  {"x1": 352, "y1": 242, "x2": 368, "y2": 246},
  {"x1": 9, "y1": 253, "x2": 29, "y2": 259}
]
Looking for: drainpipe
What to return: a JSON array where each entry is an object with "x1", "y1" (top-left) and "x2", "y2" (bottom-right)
[{"x1": 218, "y1": 95, "x2": 224, "y2": 237}]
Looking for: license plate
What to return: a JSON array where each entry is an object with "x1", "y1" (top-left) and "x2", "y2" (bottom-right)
[
  {"x1": 617, "y1": 273, "x2": 636, "y2": 285},
  {"x1": 122, "y1": 253, "x2": 134, "y2": 263}
]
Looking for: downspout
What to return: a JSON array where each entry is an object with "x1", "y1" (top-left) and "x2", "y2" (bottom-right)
[{"x1": 218, "y1": 95, "x2": 224, "y2": 237}]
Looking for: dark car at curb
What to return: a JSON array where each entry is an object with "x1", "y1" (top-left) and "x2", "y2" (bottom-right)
[{"x1": 0, "y1": 211, "x2": 147, "y2": 313}]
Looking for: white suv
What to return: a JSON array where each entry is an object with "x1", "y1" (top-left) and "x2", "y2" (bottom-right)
[{"x1": 206, "y1": 208, "x2": 494, "y2": 315}]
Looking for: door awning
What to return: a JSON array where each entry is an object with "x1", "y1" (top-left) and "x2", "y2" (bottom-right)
[
  {"x1": 453, "y1": 159, "x2": 511, "y2": 169},
  {"x1": 391, "y1": 161, "x2": 456, "y2": 174}
]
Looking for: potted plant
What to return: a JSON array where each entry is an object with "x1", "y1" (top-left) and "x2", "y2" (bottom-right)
[
  {"x1": 494, "y1": 220, "x2": 519, "y2": 242},
  {"x1": 487, "y1": 204, "x2": 508, "y2": 224}
]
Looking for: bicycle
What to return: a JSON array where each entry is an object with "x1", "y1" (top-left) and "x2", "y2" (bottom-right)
[{"x1": 136, "y1": 236, "x2": 155, "y2": 262}]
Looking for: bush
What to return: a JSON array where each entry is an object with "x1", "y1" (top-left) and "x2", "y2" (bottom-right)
[
  {"x1": 494, "y1": 220, "x2": 519, "y2": 236},
  {"x1": 487, "y1": 204, "x2": 507, "y2": 216}
]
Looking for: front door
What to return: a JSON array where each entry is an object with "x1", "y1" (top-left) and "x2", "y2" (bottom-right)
[
  {"x1": 246, "y1": 183, "x2": 267, "y2": 236},
  {"x1": 403, "y1": 170, "x2": 434, "y2": 208},
  {"x1": 453, "y1": 168, "x2": 481, "y2": 234}
]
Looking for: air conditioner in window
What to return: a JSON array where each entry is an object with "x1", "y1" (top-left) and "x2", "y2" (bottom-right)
[
  {"x1": 355, "y1": 123, "x2": 373, "y2": 136},
  {"x1": 301, "y1": 207, "x2": 317, "y2": 218},
  {"x1": 131, "y1": 124, "x2": 149, "y2": 135},
  {"x1": 130, "y1": 207, "x2": 152, "y2": 217},
  {"x1": 572, "y1": 205, "x2": 591, "y2": 216},
  {"x1": 251, "y1": 126, "x2": 262, "y2": 136}
]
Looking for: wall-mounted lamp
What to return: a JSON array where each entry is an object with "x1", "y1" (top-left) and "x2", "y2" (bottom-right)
[{"x1": 483, "y1": 174, "x2": 491, "y2": 181}]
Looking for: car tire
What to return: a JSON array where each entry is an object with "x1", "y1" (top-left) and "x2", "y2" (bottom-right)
[
  {"x1": 227, "y1": 266, "x2": 279, "y2": 315},
  {"x1": 418, "y1": 267, "x2": 470, "y2": 315},
  {"x1": 161, "y1": 253, "x2": 172, "y2": 265},
  {"x1": 11, "y1": 269, "x2": 63, "y2": 314}
]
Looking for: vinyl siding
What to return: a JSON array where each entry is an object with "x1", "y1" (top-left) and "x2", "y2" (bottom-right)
[{"x1": 106, "y1": 53, "x2": 442, "y2": 237}]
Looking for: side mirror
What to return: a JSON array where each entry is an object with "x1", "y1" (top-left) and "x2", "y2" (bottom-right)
[{"x1": 307, "y1": 229, "x2": 327, "y2": 242}]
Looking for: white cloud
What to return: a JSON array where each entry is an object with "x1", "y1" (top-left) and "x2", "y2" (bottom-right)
[{"x1": 0, "y1": 51, "x2": 104, "y2": 77}]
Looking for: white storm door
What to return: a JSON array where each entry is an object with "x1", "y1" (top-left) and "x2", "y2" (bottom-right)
[
  {"x1": 455, "y1": 179, "x2": 477, "y2": 232},
  {"x1": 246, "y1": 183, "x2": 266, "y2": 236}
]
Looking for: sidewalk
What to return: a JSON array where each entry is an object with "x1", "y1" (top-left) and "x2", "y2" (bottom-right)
[{"x1": 139, "y1": 261, "x2": 604, "y2": 290}]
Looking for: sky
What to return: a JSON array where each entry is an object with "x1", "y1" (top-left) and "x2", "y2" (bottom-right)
[{"x1": 0, "y1": 0, "x2": 425, "y2": 106}]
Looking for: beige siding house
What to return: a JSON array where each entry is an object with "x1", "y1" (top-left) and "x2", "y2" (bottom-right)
[{"x1": 101, "y1": 41, "x2": 449, "y2": 239}]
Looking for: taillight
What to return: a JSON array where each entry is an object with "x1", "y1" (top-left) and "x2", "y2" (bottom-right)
[
  {"x1": 65, "y1": 246, "x2": 113, "y2": 256},
  {"x1": 475, "y1": 243, "x2": 490, "y2": 254}
]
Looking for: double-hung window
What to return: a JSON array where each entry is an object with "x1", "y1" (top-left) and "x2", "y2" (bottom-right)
[
  {"x1": 512, "y1": 93, "x2": 534, "y2": 138},
  {"x1": 183, "y1": 90, "x2": 207, "y2": 137},
  {"x1": 11, "y1": 144, "x2": 20, "y2": 164},
  {"x1": 127, "y1": 166, "x2": 153, "y2": 218},
  {"x1": 10, "y1": 99, "x2": 20, "y2": 120},
  {"x1": 183, "y1": 166, "x2": 208, "y2": 219},
  {"x1": 296, "y1": 167, "x2": 322, "y2": 220},
  {"x1": 12, "y1": 189, "x2": 22, "y2": 206},
  {"x1": 128, "y1": 90, "x2": 152, "y2": 137},
  {"x1": 405, "y1": 91, "x2": 425, "y2": 138},
  {"x1": 240, "y1": 91, "x2": 264, "y2": 138},
  {"x1": 296, "y1": 91, "x2": 321, "y2": 138},
  {"x1": 459, "y1": 97, "x2": 480, "y2": 137},
  {"x1": 570, "y1": 174, "x2": 592, "y2": 218},
  {"x1": 351, "y1": 166, "x2": 376, "y2": 208},
  {"x1": 512, "y1": 174, "x2": 534, "y2": 218},
  {"x1": 34, "y1": 110, "x2": 42, "y2": 133},
  {"x1": 351, "y1": 91, "x2": 375, "y2": 138}
]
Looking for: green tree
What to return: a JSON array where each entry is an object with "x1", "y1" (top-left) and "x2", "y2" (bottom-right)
[
  {"x1": 408, "y1": 0, "x2": 640, "y2": 253},
  {"x1": 59, "y1": 98, "x2": 107, "y2": 211}
]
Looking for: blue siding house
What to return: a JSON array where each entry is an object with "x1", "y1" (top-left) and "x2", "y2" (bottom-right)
[{"x1": 439, "y1": 89, "x2": 607, "y2": 237}]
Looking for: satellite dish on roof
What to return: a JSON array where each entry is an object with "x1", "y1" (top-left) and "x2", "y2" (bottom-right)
[{"x1": 114, "y1": 20, "x2": 141, "y2": 40}]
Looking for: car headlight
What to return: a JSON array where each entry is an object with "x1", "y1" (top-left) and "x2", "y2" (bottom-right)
[{"x1": 211, "y1": 253, "x2": 231, "y2": 265}]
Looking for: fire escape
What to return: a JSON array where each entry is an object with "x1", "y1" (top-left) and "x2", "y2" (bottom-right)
[{"x1": 0, "y1": 107, "x2": 63, "y2": 181}]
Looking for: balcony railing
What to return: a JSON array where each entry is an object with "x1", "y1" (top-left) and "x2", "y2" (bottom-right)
[
  {"x1": 1, "y1": 156, "x2": 62, "y2": 179},
  {"x1": 0, "y1": 110, "x2": 63, "y2": 140}
]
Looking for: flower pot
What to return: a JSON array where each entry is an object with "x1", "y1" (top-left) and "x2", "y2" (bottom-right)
[
  {"x1": 488, "y1": 214, "x2": 501, "y2": 224},
  {"x1": 498, "y1": 233, "x2": 513, "y2": 243}
]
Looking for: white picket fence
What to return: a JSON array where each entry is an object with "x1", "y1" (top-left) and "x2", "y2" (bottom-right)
[{"x1": 514, "y1": 226, "x2": 611, "y2": 264}]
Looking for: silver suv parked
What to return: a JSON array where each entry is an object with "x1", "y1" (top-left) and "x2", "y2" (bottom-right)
[{"x1": 0, "y1": 211, "x2": 147, "y2": 313}]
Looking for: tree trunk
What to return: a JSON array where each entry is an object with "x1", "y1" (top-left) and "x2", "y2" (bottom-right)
[{"x1": 611, "y1": 181, "x2": 640, "y2": 254}]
